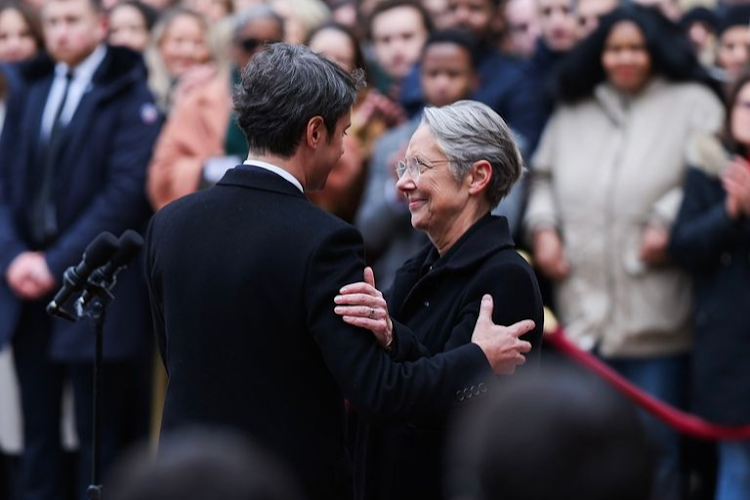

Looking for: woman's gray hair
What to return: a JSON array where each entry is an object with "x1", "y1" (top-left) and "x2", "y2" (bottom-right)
[{"x1": 421, "y1": 100, "x2": 525, "y2": 208}]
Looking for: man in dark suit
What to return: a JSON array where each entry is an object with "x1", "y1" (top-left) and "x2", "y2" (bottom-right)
[
  {"x1": 144, "y1": 43, "x2": 535, "y2": 500},
  {"x1": 0, "y1": 0, "x2": 161, "y2": 497}
]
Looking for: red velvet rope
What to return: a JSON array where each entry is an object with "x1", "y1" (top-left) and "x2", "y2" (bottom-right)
[{"x1": 545, "y1": 326, "x2": 750, "y2": 440}]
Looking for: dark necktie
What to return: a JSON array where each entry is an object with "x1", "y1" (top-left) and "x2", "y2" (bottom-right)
[{"x1": 29, "y1": 71, "x2": 73, "y2": 246}]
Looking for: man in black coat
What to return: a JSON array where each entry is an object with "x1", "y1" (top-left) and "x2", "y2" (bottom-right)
[{"x1": 144, "y1": 43, "x2": 535, "y2": 500}]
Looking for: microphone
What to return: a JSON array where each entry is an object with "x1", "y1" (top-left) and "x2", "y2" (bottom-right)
[
  {"x1": 87, "y1": 229, "x2": 144, "y2": 292},
  {"x1": 73, "y1": 230, "x2": 144, "y2": 315},
  {"x1": 46, "y1": 232, "x2": 120, "y2": 317}
]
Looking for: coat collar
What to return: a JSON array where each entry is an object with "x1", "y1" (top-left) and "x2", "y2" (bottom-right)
[
  {"x1": 389, "y1": 214, "x2": 515, "y2": 313},
  {"x1": 594, "y1": 76, "x2": 667, "y2": 126},
  {"x1": 423, "y1": 213, "x2": 513, "y2": 268},
  {"x1": 217, "y1": 164, "x2": 308, "y2": 201}
]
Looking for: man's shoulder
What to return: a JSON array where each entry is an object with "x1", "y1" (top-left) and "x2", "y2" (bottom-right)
[{"x1": 154, "y1": 180, "x2": 355, "y2": 234}]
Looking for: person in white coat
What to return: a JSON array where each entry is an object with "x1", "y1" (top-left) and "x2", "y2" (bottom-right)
[{"x1": 524, "y1": 5, "x2": 724, "y2": 500}]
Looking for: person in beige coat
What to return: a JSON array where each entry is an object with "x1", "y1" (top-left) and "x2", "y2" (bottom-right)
[{"x1": 523, "y1": 5, "x2": 723, "y2": 500}]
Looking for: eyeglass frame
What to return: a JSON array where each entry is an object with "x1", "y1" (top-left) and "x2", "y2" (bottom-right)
[{"x1": 395, "y1": 157, "x2": 452, "y2": 181}]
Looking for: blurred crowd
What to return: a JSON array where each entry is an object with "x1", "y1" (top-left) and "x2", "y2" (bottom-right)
[{"x1": 1, "y1": 0, "x2": 750, "y2": 499}]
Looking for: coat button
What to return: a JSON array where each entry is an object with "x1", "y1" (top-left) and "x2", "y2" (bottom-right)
[
  {"x1": 456, "y1": 390, "x2": 465, "y2": 402},
  {"x1": 478, "y1": 382, "x2": 488, "y2": 393},
  {"x1": 471, "y1": 385, "x2": 480, "y2": 396},
  {"x1": 463, "y1": 388, "x2": 472, "y2": 399},
  {"x1": 721, "y1": 252, "x2": 732, "y2": 266},
  {"x1": 423, "y1": 301, "x2": 430, "y2": 307}
]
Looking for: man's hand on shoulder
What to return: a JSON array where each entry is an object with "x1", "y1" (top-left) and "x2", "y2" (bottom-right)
[{"x1": 471, "y1": 295, "x2": 534, "y2": 375}]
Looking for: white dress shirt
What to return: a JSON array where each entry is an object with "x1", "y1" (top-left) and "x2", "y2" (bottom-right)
[
  {"x1": 40, "y1": 44, "x2": 107, "y2": 140},
  {"x1": 244, "y1": 159, "x2": 304, "y2": 193}
]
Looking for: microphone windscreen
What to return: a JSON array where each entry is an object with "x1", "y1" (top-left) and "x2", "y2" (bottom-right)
[
  {"x1": 83, "y1": 232, "x2": 120, "y2": 268},
  {"x1": 111, "y1": 230, "x2": 144, "y2": 268}
]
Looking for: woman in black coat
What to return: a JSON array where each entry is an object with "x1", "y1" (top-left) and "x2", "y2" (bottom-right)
[
  {"x1": 334, "y1": 100, "x2": 545, "y2": 500},
  {"x1": 669, "y1": 72, "x2": 750, "y2": 500}
]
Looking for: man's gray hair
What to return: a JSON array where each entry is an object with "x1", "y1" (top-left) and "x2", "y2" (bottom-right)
[
  {"x1": 233, "y1": 43, "x2": 365, "y2": 157},
  {"x1": 421, "y1": 100, "x2": 525, "y2": 208}
]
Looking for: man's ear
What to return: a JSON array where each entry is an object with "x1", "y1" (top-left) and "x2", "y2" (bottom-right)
[
  {"x1": 306, "y1": 116, "x2": 326, "y2": 148},
  {"x1": 467, "y1": 160, "x2": 493, "y2": 196}
]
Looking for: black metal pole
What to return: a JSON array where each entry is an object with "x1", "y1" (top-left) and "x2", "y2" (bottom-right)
[{"x1": 86, "y1": 302, "x2": 105, "y2": 500}]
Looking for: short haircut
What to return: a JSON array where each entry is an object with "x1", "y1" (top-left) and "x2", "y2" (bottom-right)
[
  {"x1": 110, "y1": 1, "x2": 158, "y2": 31},
  {"x1": 233, "y1": 43, "x2": 365, "y2": 158},
  {"x1": 106, "y1": 427, "x2": 305, "y2": 500},
  {"x1": 366, "y1": 0, "x2": 434, "y2": 40},
  {"x1": 554, "y1": 3, "x2": 720, "y2": 103},
  {"x1": 421, "y1": 100, "x2": 523, "y2": 208},
  {"x1": 446, "y1": 364, "x2": 655, "y2": 500},
  {"x1": 232, "y1": 3, "x2": 285, "y2": 41},
  {"x1": 422, "y1": 29, "x2": 480, "y2": 70}
]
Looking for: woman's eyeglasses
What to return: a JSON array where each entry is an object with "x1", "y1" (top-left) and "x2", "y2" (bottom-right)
[{"x1": 396, "y1": 158, "x2": 451, "y2": 181}]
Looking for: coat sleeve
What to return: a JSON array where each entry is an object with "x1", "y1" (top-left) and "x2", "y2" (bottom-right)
[
  {"x1": 523, "y1": 111, "x2": 562, "y2": 243},
  {"x1": 388, "y1": 261, "x2": 543, "y2": 370},
  {"x1": 651, "y1": 87, "x2": 725, "y2": 226},
  {"x1": 44, "y1": 83, "x2": 161, "y2": 277},
  {"x1": 304, "y1": 225, "x2": 493, "y2": 422},
  {"x1": 0, "y1": 64, "x2": 29, "y2": 273},
  {"x1": 669, "y1": 168, "x2": 743, "y2": 271}
]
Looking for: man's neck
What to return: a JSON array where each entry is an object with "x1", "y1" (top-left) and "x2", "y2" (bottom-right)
[{"x1": 246, "y1": 154, "x2": 307, "y2": 190}]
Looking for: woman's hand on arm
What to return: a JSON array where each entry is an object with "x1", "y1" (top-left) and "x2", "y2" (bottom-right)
[{"x1": 334, "y1": 266, "x2": 394, "y2": 349}]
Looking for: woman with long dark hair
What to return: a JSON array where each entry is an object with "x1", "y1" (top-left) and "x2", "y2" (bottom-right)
[{"x1": 524, "y1": 5, "x2": 724, "y2": 499}]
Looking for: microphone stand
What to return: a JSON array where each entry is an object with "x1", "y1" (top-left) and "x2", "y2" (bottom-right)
[
  {"x1": 76, "y1": 279, "x2": 115, "y2": 500},
  {"x1": 51, "y1": 276, "x2": 116, "y2": 500},
  {"x1": 86, "y1": 301, "x2": 105, "y2": 500}
]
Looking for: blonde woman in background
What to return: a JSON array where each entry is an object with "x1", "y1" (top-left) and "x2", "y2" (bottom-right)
[
  {"x1": 270, "y1": 0, "x2": 330, "y2": 44},
  {"x1": 145, "y1": 6, "x2": 214, "y2": 113}
]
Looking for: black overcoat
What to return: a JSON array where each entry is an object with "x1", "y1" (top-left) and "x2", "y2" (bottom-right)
[
  {"x1": 354, "y1": 214, "x2": 545, "y2": 500},
  {"x1": 670, "y1": 166, "x2": 750, "y2": 425}
]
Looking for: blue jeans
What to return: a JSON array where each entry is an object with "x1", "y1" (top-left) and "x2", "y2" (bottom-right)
[
  {"x1": 604, "y1": 354, "x2": 688, "y2": 500},
  {"x1": 716, "y1": 440, "x2": 750, "y2": 500}
]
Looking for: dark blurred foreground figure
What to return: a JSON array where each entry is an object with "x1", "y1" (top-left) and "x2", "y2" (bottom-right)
[
  {"x1": 107, "y1": 428, "x2": 305, "y2": 500},
  {"x1": 446, "y1": 365, "x2": 655, "y2": 500}
]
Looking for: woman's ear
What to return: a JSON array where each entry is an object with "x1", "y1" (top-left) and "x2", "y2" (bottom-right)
[{"x1": 467, "y1": 160, "x2": 493, "y2": 196}]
